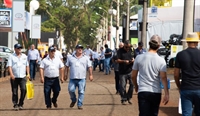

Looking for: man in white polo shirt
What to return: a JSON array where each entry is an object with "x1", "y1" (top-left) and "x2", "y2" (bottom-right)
[
  {"x1": 7, "y1": 43, "x2": 30, "y2": 110},
  {"x1": 40, "y1": 46, "x2": 64, "y2": 109},
  {"x1": 65, "y1": 44, "x2": 93, "y2": 110}
]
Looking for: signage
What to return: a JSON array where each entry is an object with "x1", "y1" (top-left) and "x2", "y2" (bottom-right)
[
  {"x1": 0, "y1": 9, "x2": 11, "y2": 28},
  {"x1": 31, "y1": 15, "x2": 41, "y2": 39},
  {"x1": 12, "y1": 0, "x2": 25, "y2": 32}
]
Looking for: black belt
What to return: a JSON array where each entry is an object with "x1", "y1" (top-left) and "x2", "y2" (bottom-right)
[{"x1": 45, "y1": 76, "x2": 58, "y2": 80}]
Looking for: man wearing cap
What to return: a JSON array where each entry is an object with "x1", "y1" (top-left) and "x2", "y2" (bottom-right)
[
  {"x1": 64, "y1": 44, "x2": 93, "y2": 110},
  {"x1": 132, "y1": 35, "x2": 169, "y2": 116},
  {"x1": 174, "y1": 32, "x2": 200, "y2": 116},
  {"x1": 27, "y1": 44, "x2": 40, "y2": 80},
  {"x1": 83, "y1": 45, "x2": 93, "y2": 59},
  {"x1": 7, "y1": 43, "x2": 30, "y2": 110},
  {"x1": 134, "y1": 41, "x2": 146, "y2": 58},
  {"x1": 52, "y1": 45, "x2": 63, "y2": 61},
  {"x1": 39, "y1": 46, "x2": 64, "y2": 109}
]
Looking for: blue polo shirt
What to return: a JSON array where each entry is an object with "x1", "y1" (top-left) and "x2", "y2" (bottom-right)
[{"x1": 65, "y1": 54, "x2": 91, "y2": 79}]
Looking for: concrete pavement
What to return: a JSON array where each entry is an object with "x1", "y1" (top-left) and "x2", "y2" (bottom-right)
[{"x1": 0, "y1": 69, "x2": 182, "y2": 116}]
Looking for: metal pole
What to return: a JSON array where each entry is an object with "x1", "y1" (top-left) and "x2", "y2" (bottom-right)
[
  {"x1": 116, "y1": 0, "x2": 120, "y2": 47},
  {"x1": 182, "y1": 0, "x2": 195, "y2": 49},
  {"x1": 110, "y1": 9, "x2": 113, "y2": 49},
  {"x1": 141, "y1": 0, "x2": 148, "y2": 48},
  {"x1": 126, "y1": 0, "x2": 130, "y2": 40}
]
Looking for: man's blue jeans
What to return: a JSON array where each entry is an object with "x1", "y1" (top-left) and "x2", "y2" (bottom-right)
[
  {"x1": 68, "y1": 79, "x2": 86, "y2": 107},
  {"x1": 30, "y1": 60, "x2": 37, "y2": 80},
  {"x1": 44, "y1": 77, "x2": 61, "y2": 108},
  {"x1": 180, "y1": 90, "x2": 200, "y2": 116},
  {"x1": 104, "y1": 58, "x2": 111, "y2": 74}
]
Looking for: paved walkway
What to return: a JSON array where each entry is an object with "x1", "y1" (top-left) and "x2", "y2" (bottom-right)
[{"x1": 0, "y1": 69, "x2": 182, "y2": 116}]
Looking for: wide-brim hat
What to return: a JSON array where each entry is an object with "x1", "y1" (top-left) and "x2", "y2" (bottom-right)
[{"x1": 181, "y1": 32, "x2": 200, "y2": 42}]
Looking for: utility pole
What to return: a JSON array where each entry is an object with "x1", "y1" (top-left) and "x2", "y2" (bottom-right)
[
  {"x1": 141, "y1": 0, "x2": 148, "y2": 48},
  {"x1": 110, "y1": 2, "x2": 113, "y2": 49},
  {"x1": 182, "y1": 0, "x2": 195, "y2": 49},
  {"x1": 126, "y1": 0, "x2": 130, "y2": 40},
  {"x1": 116, "y1": 0, "x2": 120, "y2": 47}
]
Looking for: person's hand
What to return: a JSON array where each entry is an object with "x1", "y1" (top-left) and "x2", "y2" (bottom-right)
[
  {"x1": 40, "y1": 78, "x2": 44, "y2": 83},
  {"x1": 60, "y1": 78, "x2": 64, "y2": 83},
  {"x1": 64, "y1": 75, "x2": 68, "y2": 81},
  {"x1": 10, "y1": 75, "x2": 15, "y2": 80},
  {"x1": 124, "y1": 60, "x2": 129, "y2": 64},
  {"x1": 162, "y1": 94, "x2": 169, "y2": 105},
  {"x1": 89, "y1": 75, "x2": 93, "y2": 81},
  {"x1": 26, "y1": 74, "x2": 30, "y2": 81},
  {"x1": 135, "y1": 85, "x2": 138, "y2": 93}
]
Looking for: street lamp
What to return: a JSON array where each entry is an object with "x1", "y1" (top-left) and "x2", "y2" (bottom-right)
[
  {"x1": 29, "y1": 0, "x2": 40, "y2": 45},
  {"x1": 96, "y1": 13, "x2": 108, "y2": 42}
]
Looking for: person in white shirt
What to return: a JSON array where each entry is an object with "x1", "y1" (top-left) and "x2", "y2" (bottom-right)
[
  {"x1": 39, "y1": 46, "x2": 64, "y2": 109},
  {"x1": 99, "y1": 47, "x2": 105, "y2": 72},
  {"x1": 83, "y1": 45, "x2": 93, "y2": 59},
  {"x1": 52, "y1": 45, "x2": 63, "y2": 61},
  {"x1": 92, "y1": 48, "x2": 99, "y2": 71},
  {"x1": 27, "y1": 44, "x2": 40, "y2": 80}
]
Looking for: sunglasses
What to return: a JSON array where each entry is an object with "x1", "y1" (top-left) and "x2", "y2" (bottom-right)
[
  {"x1": 124, "y1": 46, "x2": 131, "y2": 49},
  {"x1": 17, "y1": 48, "x2": 22, "y2": 49}
]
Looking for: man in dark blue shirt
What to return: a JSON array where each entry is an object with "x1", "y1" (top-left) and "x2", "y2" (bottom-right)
[{"x1": 134, "y1": 42, "x2": 146, "y2": 58}]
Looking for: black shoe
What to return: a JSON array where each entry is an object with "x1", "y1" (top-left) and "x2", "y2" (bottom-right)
[
  {"x1": 70, "y1": 102, "x2": 76, "y2": 108},
  {"x1": 128, "y1": 100, "x2": 132, "y2": 104},
  {"x1": 78, "y1": 106, "x2": 83, "y2": 110},
  {"x1": 47, "y1": 107, "x2": 51, "y2": 110},
  {"x1": 53, "y1": 102, "x2": 58, "y2": 108}
]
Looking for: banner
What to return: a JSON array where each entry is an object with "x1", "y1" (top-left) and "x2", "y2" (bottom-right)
[
  {"x1": 12, "y1": 0, "x2": 25, "y2": 32},
  {"x1": 31, "y1": 15, "x2": 41, "y2": 39},
  {"x1": 0, "y1": 9, "x2": 11, "y2": 32}
]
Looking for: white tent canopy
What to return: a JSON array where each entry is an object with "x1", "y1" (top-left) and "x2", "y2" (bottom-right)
[{"x1": 138, "y1": 5, "x2": 200, "y2": 47}]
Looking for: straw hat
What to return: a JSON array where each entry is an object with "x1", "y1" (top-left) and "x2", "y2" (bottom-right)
[{"x1": 181, "y1": 32, "x2": 200, "y2": 42}]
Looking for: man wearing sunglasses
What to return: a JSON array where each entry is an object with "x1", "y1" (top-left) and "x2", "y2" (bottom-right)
[
  {"x1": 7, "y1": 44, "x2": 30, "y2": 110},
  {"x1": 116, "y1": 40, "x2": 134, "y2": 105},
  {"x1": 40, "y1": 46, "x2": 64, "y2": 109}
]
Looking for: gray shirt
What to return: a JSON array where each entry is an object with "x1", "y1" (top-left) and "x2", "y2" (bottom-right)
[
  {"x1": 132, "y1": 52, "x2": 166, "y2": 93},
  {"x1": 66, "y1": 54, "x2": 91, "y2": 79}
]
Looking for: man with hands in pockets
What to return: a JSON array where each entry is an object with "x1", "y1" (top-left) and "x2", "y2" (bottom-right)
[
  {"x1": 39, "y1": 46, "x2": 64, "y2": 109},
  {"x1": 64, "y1": 44, "x2": 93, "y2": 110}
]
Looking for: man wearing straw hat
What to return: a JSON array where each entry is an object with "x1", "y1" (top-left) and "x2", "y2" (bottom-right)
[{"x1": 174, "y1": 32, "x2": 200, "y2": 116}]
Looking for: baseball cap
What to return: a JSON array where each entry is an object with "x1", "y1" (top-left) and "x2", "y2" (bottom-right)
[
  {"x1": 75, "y1": 44, "x2": 84, "y2": 49},
  {"x1": 150, "y1": 35, "x2": 162, "y2": 45},
  {"x1": 14, "y1": 43, "x2": 23, "y2": 49},
  {"x1": 48, "y1": 46, "x2": 56, "y2": 52}
]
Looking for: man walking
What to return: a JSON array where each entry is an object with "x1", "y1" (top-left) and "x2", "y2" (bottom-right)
[
  {"x1": 104, "y1": 44, "x2": 112, "y2": 75},
  {"x1": 65, "y1": 44, "x2": 93, "y2": 110},
  {"x1": 28, "y1": 44, "x2": 40, "y2": 80},
  {"x1": 7, "y1": 43, "x2": 30, "y2": 110},
  {"x1": 116, "y1": 40, "x2": 134, "y2": 105},
  {"x1": 99, "y1": 47, "x2": 105, "y2": 72},
  {"x1": 174, "y1": 32, "x2": 200, "y2": 116},
  {"x1": 39, "y1": 46, "x2": 64, "y2": 109},
  {"x1": 132, "y1": 35, "x2": 169, "y2": 116}
]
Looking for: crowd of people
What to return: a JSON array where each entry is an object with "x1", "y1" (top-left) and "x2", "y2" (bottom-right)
[{"x1": 6, "y1": 32, "x2": 200, "y2": 116}]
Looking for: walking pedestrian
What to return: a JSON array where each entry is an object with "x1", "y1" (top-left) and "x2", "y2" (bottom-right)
[
  {"x1": 112, "y1": 42, "x2": 124, "y2": 94},
  {"x1": 39, "y1": 46, "x2": 64, "y2": 109},
  {"x1": 132, "y1": 35, "x2": 169, "y2": 116},
  {"x1": 27, "y1": 44, "x2": 40, "y2": 80},
  {"x1": 116, "y1": 40, "x2": 134, "y2": 105},
  {"x1": 52, "y1": 45, "x2": 63, "y2": 61},
  {"x1": 64, "y1": 44, "x2": 93, "y2": 110},
  {"x1": 104, "y1": 44, "x2": 112, "y2": 75},
  {"x1": 99, "y1": 47, "x2": 105, "y2": 72},
  {"x1": 134, "y1": 41, "x2": 146, "y2": 58},
  {"x1": 174, "y1": 32, "x2": 200, "y2": 116},
  {"x1": 7, "y1": 43, "x2": 30, "y2": 110}
]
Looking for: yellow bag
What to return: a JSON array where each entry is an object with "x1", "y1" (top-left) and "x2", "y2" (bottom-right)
[{"x1": 26, "y1": 80, "x2": 34, "y2": 100}]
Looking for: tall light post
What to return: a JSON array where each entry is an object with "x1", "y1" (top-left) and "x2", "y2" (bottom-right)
[
  {"x1": 29, "y1": 0, "x2": 40, "y2": 45},
  {"x1": 126, "y1": 0, "x2": 130, "y2": 41},
  {"x1": 96, "y1": 13, "x2": 108, "y2": 43}
]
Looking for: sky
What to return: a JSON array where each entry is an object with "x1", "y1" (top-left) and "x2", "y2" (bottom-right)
[{"x1": 172, "y1": 0, "x2": 200, "y2": 7}]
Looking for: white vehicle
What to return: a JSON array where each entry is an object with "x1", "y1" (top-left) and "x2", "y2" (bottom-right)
[{"x1": 0, "y1": 46, "x2": 13, "y2": 60}]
